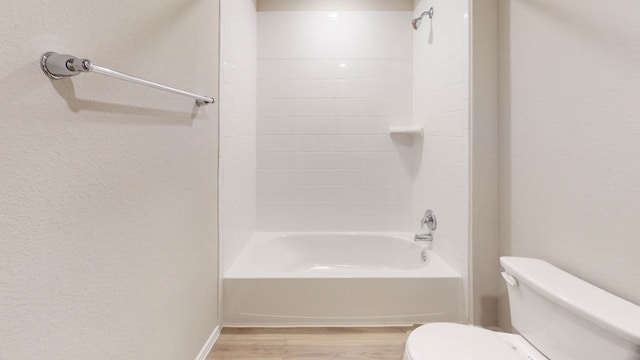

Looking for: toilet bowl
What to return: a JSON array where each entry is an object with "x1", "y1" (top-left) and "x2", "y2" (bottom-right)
[
  {"x1": 403, "y1": 257, "x2": 640, "y2": 360},
  {"x1": 404, "y1": 323, "x2": 547, "y2": 360}
]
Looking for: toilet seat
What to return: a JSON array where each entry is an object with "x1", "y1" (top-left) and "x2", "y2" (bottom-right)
[{"x1": 404, "y1": 323, "x2": 548, "y2": 360}]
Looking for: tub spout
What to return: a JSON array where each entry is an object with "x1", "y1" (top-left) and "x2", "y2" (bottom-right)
[{"x1": 414, "y1": 233, "x2": 433, "y2": 242}]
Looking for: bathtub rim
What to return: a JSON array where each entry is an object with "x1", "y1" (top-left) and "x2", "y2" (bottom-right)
[{"x1": 225, "y1": 231, "x2": 460, "y2": 279}]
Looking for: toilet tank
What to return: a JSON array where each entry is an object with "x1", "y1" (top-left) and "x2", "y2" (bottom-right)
[{"x1": 501, "y1": 257, "x2": 640, "y2": 360}]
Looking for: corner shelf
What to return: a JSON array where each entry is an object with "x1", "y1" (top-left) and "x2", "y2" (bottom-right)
[{"x1": 389, "y1": 126, "x2": 424, "y2": 136}]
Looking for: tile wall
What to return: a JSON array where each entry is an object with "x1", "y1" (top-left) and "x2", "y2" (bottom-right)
[
  {"x1": 257, "y1": 11, "x2": 415, "y2": 231},
  {"x1": 220, "y1": 0, "x2": 257, "y2": 271},
  {"x1": 412, "y1": 0, "x2": 470, "y2": 320}
]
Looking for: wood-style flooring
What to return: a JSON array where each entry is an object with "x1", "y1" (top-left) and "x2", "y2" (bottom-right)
[{"x1": 207, "y1": 327, "x2": 416, "y2": 360}]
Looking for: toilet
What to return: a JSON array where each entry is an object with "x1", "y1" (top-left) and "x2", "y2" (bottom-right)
[{"x1": 404, "y1": 257, "x2": 640, "y2": 359}]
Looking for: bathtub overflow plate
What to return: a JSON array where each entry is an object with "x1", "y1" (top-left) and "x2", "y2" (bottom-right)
[{"x1": 420, "y1": 249, "x2": 429, "y2": 263}]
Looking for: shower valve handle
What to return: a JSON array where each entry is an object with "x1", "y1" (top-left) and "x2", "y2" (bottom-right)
[{"x1": 421, "y1": 210, "x2": 437, "y2": 231}]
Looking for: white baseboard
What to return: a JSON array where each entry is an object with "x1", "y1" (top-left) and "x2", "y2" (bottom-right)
[{"x1": 195, "y1": 325, "x2": 221, "y2": 360}]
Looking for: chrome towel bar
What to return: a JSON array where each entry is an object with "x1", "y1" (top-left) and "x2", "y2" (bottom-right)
[{"x1": 40, "y1": 52, "x2": 215, "y2": 106}]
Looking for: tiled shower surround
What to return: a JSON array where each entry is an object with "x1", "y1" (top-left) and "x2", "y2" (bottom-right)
[
  {"x1": 412, "y1": 0, "x2": 470, "y2": 319},
  {"x1": 220, "y1": 0, "x2": 257, "y2": 272},
  {"x1": 257, "y1": 11, "x2": 415, "y2": 231}
]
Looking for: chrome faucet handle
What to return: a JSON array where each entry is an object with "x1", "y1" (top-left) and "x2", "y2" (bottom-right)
[{"x1": 421, "y1": 209, "x2": 437, "y2": 231}]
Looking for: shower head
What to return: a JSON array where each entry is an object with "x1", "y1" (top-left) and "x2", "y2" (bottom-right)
[
  {"x1": 412, "y1": 7, "x2": 434, "y2": 30},
  {"x1": 411, "y1": 18, "x2": 421, "y2": 30}
]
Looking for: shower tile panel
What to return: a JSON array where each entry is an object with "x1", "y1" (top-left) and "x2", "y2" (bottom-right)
[
  {"x1": 411, "y1": 0, "x2": 470, "y2": 320},
  {"x1": 220, "y1": 0, "x2": 258, "y2": 271},
  {"x1": 257, "y1": 10, "x2": 414, "y2": 231}
]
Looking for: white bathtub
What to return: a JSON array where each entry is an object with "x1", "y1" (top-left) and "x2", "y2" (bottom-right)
[{"x1": 224, "y1": 232, "x2": 462, "y2": 326}]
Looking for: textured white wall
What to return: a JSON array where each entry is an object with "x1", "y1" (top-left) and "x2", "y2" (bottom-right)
[
  {"x1": 470, "y1": 0, "x2": 499, "y2": 327},
  {"x1": 412, "y1": 0, "x2": 470, "y2": 320},
  {"x1": 0, "y1": 1, "x2": 220, "y2": 359},
  {"x1": 256, "y1": 11, "x2": 414, "y2": 231},
  {"x1": 219, "y1": 0, "x2": 257, "y2": 273},
  {"x1": 498, "y1": 0, "x2": 640, "y2": 328}
]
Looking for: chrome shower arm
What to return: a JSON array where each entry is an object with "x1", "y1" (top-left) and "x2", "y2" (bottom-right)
[{"x1": 412, "y1": 7, "x2": 434, "y2": 30}]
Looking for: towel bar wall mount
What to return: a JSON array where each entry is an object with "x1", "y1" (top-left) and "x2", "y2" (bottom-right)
[{"x1": 41, "y1": 52, "x2": 215, "y2": 106}]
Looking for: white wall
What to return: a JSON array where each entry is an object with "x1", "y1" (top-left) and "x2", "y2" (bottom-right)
[
  {"x1": 470, "y1": 0, "x2": 499, "y2": 327},
  {"x1": 0, "y1": 1, "x2": 219, "y2": 359},
  {"x1": 412, "y1": 0, "x2": 470, "y2": 320},
  {"x1": 219, "y1": 0, "x2": 257, "y2": 273},
  {"x1": 256, "y1": 11, "x2": 414, "y2": 231},
  {"x1": 498, "y1": 0, "x2": 640, "y2": 328}
]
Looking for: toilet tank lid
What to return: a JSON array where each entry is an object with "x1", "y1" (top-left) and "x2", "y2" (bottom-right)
[{"x1": 500, "y1": 257, "x2": 640, "y2": 345}]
